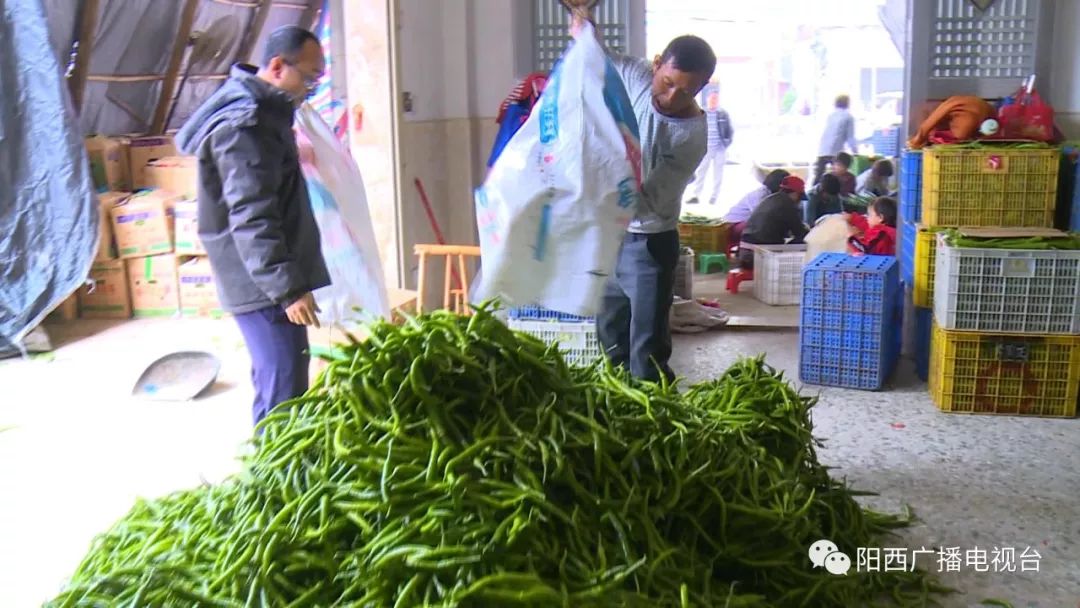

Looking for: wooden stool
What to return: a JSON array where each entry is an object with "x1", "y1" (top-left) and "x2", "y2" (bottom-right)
[{"x1": 414, "y1": 244, "x2": 481, "y2": 315}]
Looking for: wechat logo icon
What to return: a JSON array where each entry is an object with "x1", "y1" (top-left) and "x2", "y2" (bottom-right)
[{"x1": 809, "y1": 539, "x2": 852, "y2": 575}]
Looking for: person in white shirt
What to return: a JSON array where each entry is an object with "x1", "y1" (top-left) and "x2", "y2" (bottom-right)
[
  {"x1": 724, "y1": 169, "x2": 789, "y2": 243},
  {"x1": 811, "y1": 95, "x2": 857, "y2": 187},
  {"x1": 685, "y1": 89, "x2": 733, "y2": 205}
]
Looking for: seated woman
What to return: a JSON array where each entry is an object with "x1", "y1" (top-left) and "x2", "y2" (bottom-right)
[
  {"x1": 737, "y1": 176, "x2": 809, "y2": 270},
  {"x1": 804, "y1": 173, "x2": 842, "y2": 226},
  {"x1": 856, "y1": 159, "x2": 896, "y2": 197},
  {"x1": 724, "y1": 169, "x2": 789, "y2": 244},
  {"x1": 847, "y1": 196, "x2": 898, "y2": 255}
]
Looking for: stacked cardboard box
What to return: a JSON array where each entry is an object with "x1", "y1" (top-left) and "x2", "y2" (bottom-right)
[
  {"x1": 142, "y1": 155, "x2": 223, "y2": 319},
  {"x1": 80, "y1": 135, "x2": 224, "y2": 321}
]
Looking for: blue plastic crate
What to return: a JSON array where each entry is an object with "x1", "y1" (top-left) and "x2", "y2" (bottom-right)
[
  {"x1": 507, "y1": 306, "x2": 591, "y2": 323},
  {"x1": 870, "y1": 127, "x2": 900, "y2": 157},
  {"x1": 1071, "y1": 160, "x2": 1080, "y2": 232},
  {"x1": 799, "y1": 254, "x2": 901, "y2": 390},
  {"x1": 912, "y1": 307, "x2": 932, "y2": 382},
  {"x1": 899, "y1": 150, "x2": 922, "y2": 224},
  {"x1": 899, "y1": 220, "x2": 916, "y2": 284}
]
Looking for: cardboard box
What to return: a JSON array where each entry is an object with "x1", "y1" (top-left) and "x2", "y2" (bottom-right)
[
  {"x1": 95, "y1": 192, "x2": 129, "y2": 261},
  {"x1": 78, "y1": 259, "x2": 131, "y2": 319},
  {"x1": 85, "y1": 136, "x2": 131, "y2": 192},
  {"x1": 129, "y1": 135, "x2": 178, "y2": 190},
  {"x1": 111, "y1": 190, "x2": 178, "y2": 258},
  {"x1": 172, "y1": 199, "x2": 205, "y2": 256},
  {"x1": 45, "y1": 294, "x2": 79, "y2": 323},
  {"x1": 126, "y1": 255, "x2": 180, "y2": 318},
  {"x1": 145, "y1": 156, "x2": 198, "y2": 200},
  {"x1": 178, "y1": 257, "x2": 224, "y2": 318}
]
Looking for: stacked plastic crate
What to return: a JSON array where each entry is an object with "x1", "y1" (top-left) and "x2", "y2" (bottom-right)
[
  {"x1": 898, "y1": 149, "x2": 934, "y2": 380},
  {"x1": 799, "y1": 254, "x2": 902, "y2": 390},
  {"x1": 910, "y1": 144, "x2": 1080, "y2": 417},
  {"x1": 506, "y1": 306, "x2": 603, "y2": 366}
]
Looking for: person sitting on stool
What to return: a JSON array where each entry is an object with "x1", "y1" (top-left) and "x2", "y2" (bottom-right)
[{"x1": 737, "y1": 175, "x2": 809, "y2": 270}]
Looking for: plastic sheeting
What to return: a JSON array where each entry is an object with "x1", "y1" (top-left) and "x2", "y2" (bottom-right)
[
  {"x1": 0, "y1": 0, "x2": 99, "y2": 347},
  {"x1": 40, "y1": 0, "x2": 321, "y2": 137}
]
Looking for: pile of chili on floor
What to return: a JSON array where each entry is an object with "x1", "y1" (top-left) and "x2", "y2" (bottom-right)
[{"x1": 49, "y1": 307, "x2": 947, "y2": 607}]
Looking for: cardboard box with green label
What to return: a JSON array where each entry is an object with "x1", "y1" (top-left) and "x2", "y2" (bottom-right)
[
  {"x1": 78, "y1": 259, "x2": 132, "y2": 319},
  {"x1": 111, "y1": 190, "x2": 178, "y2": 258},
  {"x1": 125, "y1": 255, "x2": 180, "y2": 318}
]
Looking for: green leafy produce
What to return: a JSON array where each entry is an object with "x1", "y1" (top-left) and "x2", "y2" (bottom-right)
[
  {"x1": 679, "y1": 213, "x2": 725, "y2": 226},
  {"x1": 48, "y1": 307, "x2": 947, "y2": 607},
  {"x1": 942, "y1": 229, "x2": 1080, "y2": 250}
]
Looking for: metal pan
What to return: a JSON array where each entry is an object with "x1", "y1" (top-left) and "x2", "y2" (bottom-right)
[{"x1": 132, "y1": 351, "x2": 221, "y2": 401}]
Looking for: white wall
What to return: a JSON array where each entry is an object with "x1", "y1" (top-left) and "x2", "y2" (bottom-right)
[
  {"x1": 1051, "y1": 0, "x2": 1080, "y2": 137},
  {"x1": 397, "y1": 0, "x2": 523, "y2": 123}
]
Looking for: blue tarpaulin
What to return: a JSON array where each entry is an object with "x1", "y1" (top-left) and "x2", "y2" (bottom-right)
[{"x1": 0, "y1": 0, "x2": 98, "y2": 350}]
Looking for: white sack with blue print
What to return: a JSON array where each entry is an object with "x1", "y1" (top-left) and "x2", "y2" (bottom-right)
[{"x1": 472, "y1": 23, "x2": 641, "y2": 317}]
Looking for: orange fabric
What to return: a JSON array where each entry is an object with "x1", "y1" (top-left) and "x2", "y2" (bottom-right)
[{"x1": 907, "y1": 96, "x2": 995, "y2": 149}]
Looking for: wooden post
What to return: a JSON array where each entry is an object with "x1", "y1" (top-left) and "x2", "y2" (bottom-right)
[
  {"x1": 150, "y1": 0, "x2": 200, "y2": 134},
  {"x1": 68, "y1": 0, "x2": 100, "y2": 111},
  {"x1": 236, "y1": 0, "x2": 274, "y2": 64}
]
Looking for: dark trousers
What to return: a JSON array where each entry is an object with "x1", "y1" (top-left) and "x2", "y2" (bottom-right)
[
  {"x1": 234, "y1": 305, "x2": 310, "y2": 425},
  {"x1": 597, "y1": 230, "x2": 680, "y2": 382}
]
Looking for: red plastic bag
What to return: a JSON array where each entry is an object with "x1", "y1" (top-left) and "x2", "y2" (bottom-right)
[{"x1": 997, "y1": 75, "x2": 1055, "y2": 141}]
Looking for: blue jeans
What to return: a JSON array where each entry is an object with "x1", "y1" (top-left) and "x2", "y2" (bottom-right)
[
  {"x1": 596, "y1": 230, "x2": 680, "y2": 382},
  {"x1": 234, "y1": 305, "x2": 309, "y2": 425}
]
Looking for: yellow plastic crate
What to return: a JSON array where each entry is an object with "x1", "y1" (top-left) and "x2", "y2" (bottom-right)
[
  {"x1": 911, "y1": 226, "x2": 941, "y2": 308},
  {"x1": 922, "y1": 146, "x2": 1059, "y2": 227},
  {"x1": 929, "y1": 323, "x2": 1080, "y2": 418},
  {"x1": 678, "y1": 222, "x2": 730, "y2": 255}
]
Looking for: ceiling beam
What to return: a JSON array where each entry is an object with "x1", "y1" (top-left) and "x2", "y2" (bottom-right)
[
  {"x1": 236, "y1": 0, "x2": 275, "y2": 64},
  {"x1": 299, "y1": 0, "x2": 322, "y2": 31},
  {"x1": 150, "y1": 0, "x2": 200, "y2": 134},
  {"x1": 68, "y1": 0, "x2": 100, "y2": 111}
]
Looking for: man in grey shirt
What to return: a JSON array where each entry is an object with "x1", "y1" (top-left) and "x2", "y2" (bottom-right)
[{"x1": 572, "y1": 9, "x2": 716, "y2": 382}]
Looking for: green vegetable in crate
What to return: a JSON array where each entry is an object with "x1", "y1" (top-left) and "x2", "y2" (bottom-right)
[
  {"x1": 48, "y1": 307, "x2": 948, "y2": 607},
  {"x1": 941, "y1": 229, "x2": 1080, "y2": 250},
  {"x1": 679, "y1": 212, "x2": 725, "y2": 226}
]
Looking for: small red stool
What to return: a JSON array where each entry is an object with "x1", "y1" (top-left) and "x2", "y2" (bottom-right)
[{"x1": 726, "y1": 268, "x2": 754, "y2": 294}]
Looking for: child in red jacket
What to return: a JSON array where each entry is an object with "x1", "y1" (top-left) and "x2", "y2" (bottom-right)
[{"x1": 847, "y1": 196, "x2": 897, "y2": 255}]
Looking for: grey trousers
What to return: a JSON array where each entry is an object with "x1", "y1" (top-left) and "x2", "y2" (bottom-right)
[{"x1": 596, "y1": 230, "x2": 680, "y2": 382}]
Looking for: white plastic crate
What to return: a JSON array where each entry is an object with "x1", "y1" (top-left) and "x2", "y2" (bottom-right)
[
  {"x1": 749, "y1": 243, "x2": 807, "y2": 306},
  {"x1": 507, "y1": 319, "x2": 603, "y2": 366},
  {"x1": 933, "y1": 235, "x2": 1080, "y2": 334}
]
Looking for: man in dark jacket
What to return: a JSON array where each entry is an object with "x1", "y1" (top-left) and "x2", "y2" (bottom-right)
[
  {"x1": 737, "y1": 175, "x2": 809, "y2": 270},
  {"x1": 176, "y1": 25, "x2": 330, "y2": 424}
]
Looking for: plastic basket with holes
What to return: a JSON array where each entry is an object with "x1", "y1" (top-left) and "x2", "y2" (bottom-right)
[
  {"x1": 928, "y1": 323, "x2": 1080, "y2": 417},
  {"x1": 507, "y1": 306, "x2": 590, "y2": 323},
  {"x1": 911, "y1": 225, "x2": 942, "y2": 308},
  {"x1": 921, "y1": 146, "x2": 1059, "y2": 227},
  {"x1": 933, "y1": 235, "x2": 1080, "y2": 334},
  {"x1": 900, "y1": 221, "x2": 916, "y2": 284},
  {"x1": 799, "y1": 254, "x2": 902, "y2": 390},
  {"x1": 899, "y1": 149, "x2": 922, "y2": 224},
  {"x1": 749, "y1": 243, "x2": 806, "y2": 305},
  {"x1": 677, "y1": 222, "x2": 730, "y2": 254},
  {"x1": 507, "y1": 319, "x2": 602, "y2": 366}
]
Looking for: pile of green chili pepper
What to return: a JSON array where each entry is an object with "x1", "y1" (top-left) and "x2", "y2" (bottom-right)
[
  {"x1": 48, "y1": 307, "x2": 948, "y2": 607},
  {"x1": 941, "y1": 228, "x2": 1080, "y2": 250}
]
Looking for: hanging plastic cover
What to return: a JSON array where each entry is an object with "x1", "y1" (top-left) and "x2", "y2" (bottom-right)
[
  {"x1": 0, "y1": 0, "x2": 98, "y2": 347},
  {"x1": 295, "y1": 104, "x2": 390, "y2": 326},
  {"x1": 472, "y1": 23, "x2": 641, "y2": 316}
]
